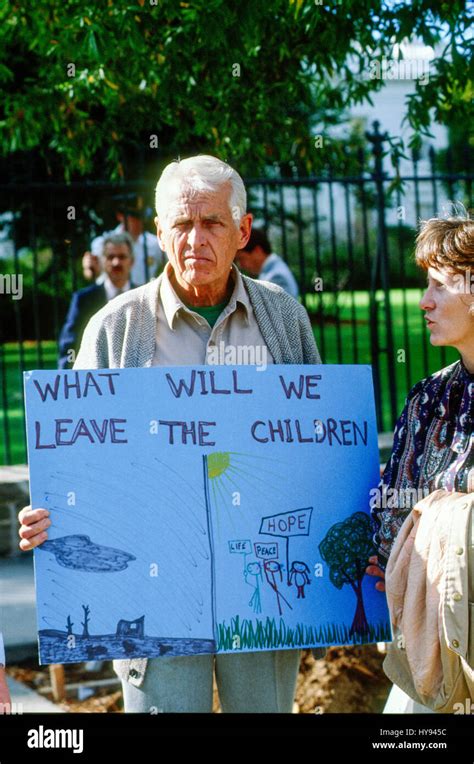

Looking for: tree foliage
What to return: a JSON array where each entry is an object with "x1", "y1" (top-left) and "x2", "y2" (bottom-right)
[
  {"x1": 318, "y1": 511, "x2": 374, "y2": 590},
  {"x1": 0, "y1": 0, "x2": 472, "y2": 179},
  {"x1": 319, "y1": 511, "x2": 376, "y2": 635}
]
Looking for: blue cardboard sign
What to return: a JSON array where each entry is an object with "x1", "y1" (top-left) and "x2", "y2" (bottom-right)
[{"x1": 23, "y1": 364, "x2": 391, "y2": 664}]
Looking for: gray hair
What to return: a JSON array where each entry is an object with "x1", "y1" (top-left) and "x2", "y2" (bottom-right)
[
  {"x1": 155, "y1": 155, "x2": 247, "y2": 228},
  {"x1": 102, "y1": 232, "x2": 134, "y2": 258}
]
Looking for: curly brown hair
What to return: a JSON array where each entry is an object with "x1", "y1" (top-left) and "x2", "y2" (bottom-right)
[{"x1": 415, "y1": 211, "x2": 474, "y2": 275}]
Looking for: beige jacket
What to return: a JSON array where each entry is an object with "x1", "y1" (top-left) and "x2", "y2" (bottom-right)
[{"x1": 384, "y1": 489, "x2": 474, "y2": 712}]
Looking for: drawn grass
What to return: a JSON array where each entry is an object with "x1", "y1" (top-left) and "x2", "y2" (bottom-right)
[{"x1": 217, "y1": 615, "x2": 391, "y2": 650}]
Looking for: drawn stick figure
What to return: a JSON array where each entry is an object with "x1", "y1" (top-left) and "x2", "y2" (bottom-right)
[
  {"x1": 263, "y1": 560, "x2": 293, "y2": 616},
  {"x1": 244, "y1": 562, "x2": 263, "y2": 614},
  {"x1": 288, "y1": 561, "x2": 311, "y2": 599}
]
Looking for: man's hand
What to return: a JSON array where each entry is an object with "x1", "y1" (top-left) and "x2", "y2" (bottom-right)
[
  {"x1": 0, "y1": 667, "x2": 12, "y2": 713},
  {"x1": 366, "y1": 555, "x2": 386, "y2": 592},
  {"x1": 82, "y1": 251, "x2": 101, "y2": 281},
  {"x1": 18, "y1": 506, "x2": 51, "y2": 551}
]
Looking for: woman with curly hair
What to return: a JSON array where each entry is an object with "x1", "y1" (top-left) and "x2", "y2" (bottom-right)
[{"x1": 367, "y1": 208, "x2": 473, "y2": 713}]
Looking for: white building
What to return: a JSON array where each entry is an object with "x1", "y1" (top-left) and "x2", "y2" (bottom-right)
[{"x1": 251, "y1": 42, "x2": 456, "y2": 250}]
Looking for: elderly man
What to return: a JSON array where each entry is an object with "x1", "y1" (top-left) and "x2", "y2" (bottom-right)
[
  {"x1": 58, "y1": 233, "x2": 136, "y2": 369},
  {"x1": 18, "y1": 155, "x2": 323, "y2": 713}
]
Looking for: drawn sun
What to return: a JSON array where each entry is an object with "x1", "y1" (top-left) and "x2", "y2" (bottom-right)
[
  {"x1": 205, "y1": 450, "x2": 294, "y2": 539},
  {"x1": 207, "y1": 451, "x2": 231, "y2": 479}
]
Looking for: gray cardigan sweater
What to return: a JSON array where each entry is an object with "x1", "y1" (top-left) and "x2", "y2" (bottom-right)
[
  {"x1": 73, "y1": 272, "x2": 325, "y2": 687},
  {"x1": 75, "y1": 272, "x2": 321, "y2": 369}
]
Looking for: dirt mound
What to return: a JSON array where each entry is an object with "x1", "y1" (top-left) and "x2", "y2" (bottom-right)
[{"x1": 294, "y1": 646, "x2": 391, "y2": 714}]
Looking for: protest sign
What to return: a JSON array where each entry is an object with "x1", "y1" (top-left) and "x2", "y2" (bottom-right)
[{"x1": 24, "y1": 364, "x2": 391, "y2": 664}]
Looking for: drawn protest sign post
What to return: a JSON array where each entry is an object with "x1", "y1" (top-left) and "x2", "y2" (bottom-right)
[
  {"x1": 259, "y1": 508, "x2": 313, "y2": 587},
  {"x1": 23, "y1": 364, "x2": 392, "y2": 665}
]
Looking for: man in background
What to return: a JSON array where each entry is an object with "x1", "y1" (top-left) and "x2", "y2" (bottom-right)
[
  {"x1": 82, "y1": 194, "x2": 166, "y2": 286},
  {"x1": 59, "y1": 233, "x2": 135, "y2": 368},
  {"x1": 236, "y1": 227, "x2": 299, "y2": 299}
]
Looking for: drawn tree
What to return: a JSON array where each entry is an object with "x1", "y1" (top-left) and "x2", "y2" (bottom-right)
[
  {"x1": 81, "y1": 605, "x2": 91, "y2": 637},
  {"x1": 318, "y1": 512, "x2": 376, "y2": 637},
  {"x1": 66, "y1": 616, "x2": 74, "y2": 636}
]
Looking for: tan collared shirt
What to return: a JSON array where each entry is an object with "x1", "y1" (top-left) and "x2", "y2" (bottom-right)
[{"x1": 152, "y1": 262, "x2": 274, "y2": 368}]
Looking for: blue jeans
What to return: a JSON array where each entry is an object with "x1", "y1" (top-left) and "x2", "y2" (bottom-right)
[{"x1": 121, "y1": 649, "x2": 301, "y2": 713}]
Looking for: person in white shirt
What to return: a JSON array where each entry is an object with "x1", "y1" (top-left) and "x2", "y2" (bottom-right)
[
  {"x1": 236, "y1": 227, "x2": 300, "y2": 299},
  {"x1": 82, "y1": 194, "x2": 166, "y2": 286}
]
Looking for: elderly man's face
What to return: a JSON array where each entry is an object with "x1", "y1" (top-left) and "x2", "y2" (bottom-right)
[{"x1": 155, "y1": 184, "x2": 252, "y2": 297}]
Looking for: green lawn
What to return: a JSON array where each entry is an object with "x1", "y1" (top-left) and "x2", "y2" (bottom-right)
[
  {"x1": 0, "y1": 288, "x2": 458, "y2": 465},
  {"x1": 1, "y1": 341, "x2": 59, "y2": 466}
]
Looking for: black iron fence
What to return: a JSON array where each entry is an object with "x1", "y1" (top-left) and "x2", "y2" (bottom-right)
[{"x1": 0, "y1": 122, "x2": 472, "y2": 464}]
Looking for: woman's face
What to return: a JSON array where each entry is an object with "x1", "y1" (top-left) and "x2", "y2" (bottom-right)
[{"x1": 419, "y1": 266, "x2": 474, "y2": 352}]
